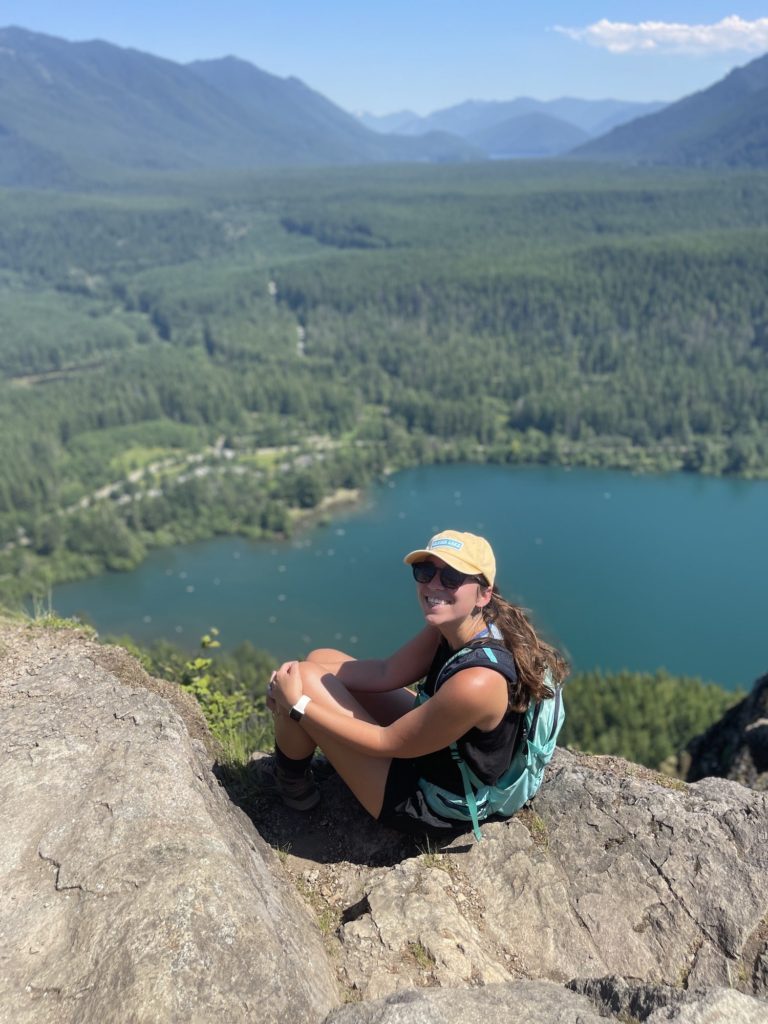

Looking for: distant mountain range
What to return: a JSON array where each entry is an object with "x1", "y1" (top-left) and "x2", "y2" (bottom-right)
[
  {"x1": 0, "y1": 25, "x2": 766, "y2": 187},
  {"x1": 572, "y1": 51, "x2": 768, "y2": 166},
  {"x1": 0, "y1": 26, "x2": 478, "y2": 185},
  {"x1": 357, "y1": 99, "x2": 666, "y2": 158}
]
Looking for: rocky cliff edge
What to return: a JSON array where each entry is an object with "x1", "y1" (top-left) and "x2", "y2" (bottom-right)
[{"x1": 1, "y1": 622, "x2": 767, "y2": 1023}]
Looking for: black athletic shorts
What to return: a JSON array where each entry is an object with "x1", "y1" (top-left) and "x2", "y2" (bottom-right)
[{"x1": 377, "y1": 757, "x2": 471, "y2": 839}]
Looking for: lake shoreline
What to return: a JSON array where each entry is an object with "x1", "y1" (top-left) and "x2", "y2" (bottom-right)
[
  {"x1": 288, "y1": 486, "x2": 364, "y2": 534},
  {"x1": 9, "y1": 440, "x2": 768, "y2": 615},
  {"x1": 50, "y1": 463, "x2": 768, "y2": 691}
]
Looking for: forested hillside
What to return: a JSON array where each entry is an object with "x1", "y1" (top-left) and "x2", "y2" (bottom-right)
[{"x1": 1, "y1": 162, "x2": 768, "y2": 605}]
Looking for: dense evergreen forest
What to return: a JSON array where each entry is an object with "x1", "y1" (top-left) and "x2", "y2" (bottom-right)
[{"x1": 2, "y1": 162, "x2": 768, "y2": 609}]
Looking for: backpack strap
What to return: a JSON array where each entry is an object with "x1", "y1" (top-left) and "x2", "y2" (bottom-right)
[
  {"x1": 433, "y1": 639, "x2": 521, "y2": 748},
  {"x1": 431, "y1": 640, "x2": 519, "y2": 842},
  {"x1": 449, "y1": 744, "x2": 484, "y2": 842},
  {"x1": 433, "y1": 639, "x2": 518, "y2": 695}
]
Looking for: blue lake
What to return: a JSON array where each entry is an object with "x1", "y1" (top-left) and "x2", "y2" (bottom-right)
[{"x1": 52, "y1": 464, "x2": 768, "y2": 690}]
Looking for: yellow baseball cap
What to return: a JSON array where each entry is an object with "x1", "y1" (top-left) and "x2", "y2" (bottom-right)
[{"x1": 403, "y1": 530, "x2": 496, "y2": 586}]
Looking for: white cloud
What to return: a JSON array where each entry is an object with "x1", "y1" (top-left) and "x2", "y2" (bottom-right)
[{"x1": 555, "y1": 16, "x2": 768, "y2": 55}]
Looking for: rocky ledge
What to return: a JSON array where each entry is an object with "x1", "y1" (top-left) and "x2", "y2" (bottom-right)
[
  {"x1": 1, "y1": 622, "x2": 767, "y2": 1023},
  {"x1": 684, "y1": 672, "x2": 768, "y2": 790}
]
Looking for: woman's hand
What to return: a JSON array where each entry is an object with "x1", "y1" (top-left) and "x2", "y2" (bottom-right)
[{"x1": 268, "y1": 660, "x2": 304, "y2": 714}]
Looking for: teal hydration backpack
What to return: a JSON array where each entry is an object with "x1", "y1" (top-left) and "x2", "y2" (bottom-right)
[{"x1": 415, "y1": 641, "x2": 564, "y2": 841}]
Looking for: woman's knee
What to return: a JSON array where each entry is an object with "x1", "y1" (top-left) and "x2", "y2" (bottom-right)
[
  {"x1": 297, "y1": 660, "x2": 349, "y2": 701},
  {"x1": 306, "y1": 647, "x2": 355, "y2": 668},
  {"x1": 295, "y1": 660, "x2": 326, "y2": 692}
]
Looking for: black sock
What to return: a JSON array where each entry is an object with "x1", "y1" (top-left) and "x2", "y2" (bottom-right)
[{"x1": 274, "y1": 744, "x2": 313, "y2": 776}]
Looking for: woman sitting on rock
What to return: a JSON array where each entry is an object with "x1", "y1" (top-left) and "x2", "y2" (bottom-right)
[{"x1": 267, "y1": 529, "x2": 567, "y2": 837}]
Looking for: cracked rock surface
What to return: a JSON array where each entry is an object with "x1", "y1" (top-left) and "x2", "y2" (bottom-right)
[{"x1": 254, "y1": 749, "x2": 768, "y2": 1007}]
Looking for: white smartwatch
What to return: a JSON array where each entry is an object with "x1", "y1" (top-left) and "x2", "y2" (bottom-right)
[{"x1": 289, "y1": 695, "x2": 312, "y2": 721}]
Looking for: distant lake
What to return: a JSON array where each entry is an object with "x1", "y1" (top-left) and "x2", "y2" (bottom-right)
[{"x1": 52, "y1": 464, "x2": 768, "y2": 690}]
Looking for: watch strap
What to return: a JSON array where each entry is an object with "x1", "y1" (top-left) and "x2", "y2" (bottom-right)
[{"x1": 289, "y1": 694, "x2": 311, "y2": 721}]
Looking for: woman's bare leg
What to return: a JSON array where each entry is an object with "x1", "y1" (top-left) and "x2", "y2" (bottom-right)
[
  {"x1": 272, "y1": 648, "x2": 359, "y2": 759},
  {"x1": 273, "y1": 660, "x2": 411, "y2": 818}
]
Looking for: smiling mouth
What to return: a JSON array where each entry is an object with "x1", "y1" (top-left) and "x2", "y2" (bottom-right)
[{"x1": 425, "y1": 595, "x2": 451, "y2": 607}]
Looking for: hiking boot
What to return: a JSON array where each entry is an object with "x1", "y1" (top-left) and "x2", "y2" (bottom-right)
[
  {"x1": 274, "y1": 764, "x2": 321, "y2": 811},
  {"x1": 311, "y1": 754, "x2": 337, "y2": 782}
]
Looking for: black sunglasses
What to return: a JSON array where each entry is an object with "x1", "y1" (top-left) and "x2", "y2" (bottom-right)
[{"x1": 411, "y1": 560, "x2": 481, "y2": 590}]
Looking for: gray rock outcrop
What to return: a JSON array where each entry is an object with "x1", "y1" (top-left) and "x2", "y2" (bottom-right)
[
  {"x1": 2, "y1": 621, "x2": 767, "y2": 1024},
  {"x1": 570, "y1": 975, "x2": 768, "y2": 1023},
  {"x1": 685, "y1": 672, "x2": 768, "y2": 790},
  {"x1": 326, "y1": 981, "x2": 613, "y2": 1023},
  {"x1": 0, "y1": 623, "x2": 338, "y2": 1023},
  {"x1": 252, "y1": 750, "x2": 768, "y2": 1007},
  {"x1": 327, "y1": 981, "x2": 768, "y2": 1023}
]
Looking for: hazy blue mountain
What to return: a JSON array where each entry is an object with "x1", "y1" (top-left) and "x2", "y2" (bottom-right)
[
  {"x1": 589, "y1": 102, "x2": 667, "y2": 137},
  {"x1": 0, "y1": 26, "x2": 478, "y2": 185},
  {"x1": 403, "y1": 99, "x2": 541, "y2": 137},
  {"x1": 187, "y1": 57, "x2": 403, "y2": 163},
  {"x1": 467, "y1": 112, "x2": 589, "y2": 158},
  {"x1": 0, "y1": 26, "x2": 268, "y2": 174},
  {"x1": 541, "y1": 99, "x2": 666, "y2": 134},
  {"x1": 572, "y1": 52, "x2": 768, "y2": 166},
  {"x1": 356, "y1": 110, "x2": 421, "y2": 134},
  {"x1": 0, "y1": 127, "x2": 80, "y2": 187},
  {"x1": 359, "y1": 98, "x2": 666, "y2": 145},
  {"x1": 188, "y1": 59, "x2": 479, "y2": 164}
]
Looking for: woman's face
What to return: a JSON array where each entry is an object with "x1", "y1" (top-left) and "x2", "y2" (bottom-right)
[{"x1": 415, "y1": 556, "x2": 492, "y2": 627}]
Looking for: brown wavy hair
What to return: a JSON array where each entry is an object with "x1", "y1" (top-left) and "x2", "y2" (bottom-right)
[{"x1": 480, "y1": 584, "x2": 569, "y2": 711}]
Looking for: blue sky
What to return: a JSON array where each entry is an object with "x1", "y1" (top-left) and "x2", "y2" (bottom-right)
[{"x1": 3, "y1": 2, "x2": 768, "y2": 114}]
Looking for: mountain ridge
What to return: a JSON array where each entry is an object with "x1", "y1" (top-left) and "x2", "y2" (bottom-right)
[
  {"x1": 3, "y1": 24, "x2": 767, "y2": 183},
  {"x1": 572, "y1": 50, "x2": 768, "y2": 166}
]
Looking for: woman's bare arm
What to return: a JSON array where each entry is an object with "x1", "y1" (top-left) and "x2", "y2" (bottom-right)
[
  {"x1": 311, "y1": 626, "x2": 441, "y2": 693},
  {"x1": 275, "y1": 660, "x2": 508, "y2": 757}
]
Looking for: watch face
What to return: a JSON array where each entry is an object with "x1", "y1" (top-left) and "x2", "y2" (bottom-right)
[{"x1": 289, "y1": 707, "x2": 302, "y2": 721}]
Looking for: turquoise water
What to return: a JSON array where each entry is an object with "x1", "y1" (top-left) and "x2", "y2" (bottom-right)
[{"x1": 52, "y1": 464, "x2": 768, "y2": 689}]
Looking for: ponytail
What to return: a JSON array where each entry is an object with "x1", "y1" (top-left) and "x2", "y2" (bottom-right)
[{"x1": 481, "y1": 585, "x2": 568, "y2": 711}]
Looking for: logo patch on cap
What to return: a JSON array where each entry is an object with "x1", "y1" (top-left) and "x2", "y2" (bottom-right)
[{"x1": 429, "y1": 537, "x2": 463, "y2": 551}]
